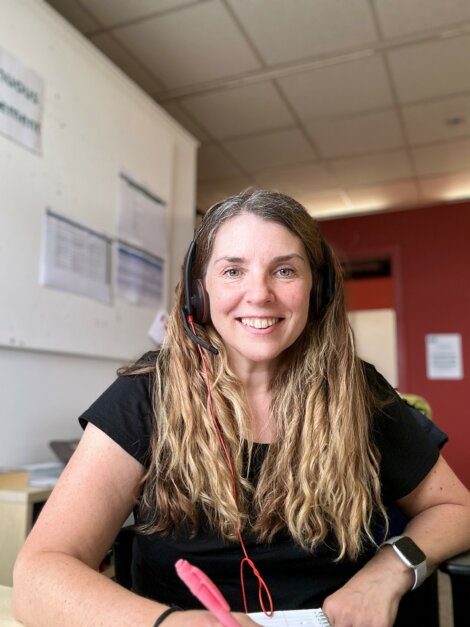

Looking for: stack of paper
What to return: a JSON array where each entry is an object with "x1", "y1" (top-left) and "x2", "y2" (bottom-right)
[{"x1": 20, "y1": 461, "x2": 64, "y2": 487}]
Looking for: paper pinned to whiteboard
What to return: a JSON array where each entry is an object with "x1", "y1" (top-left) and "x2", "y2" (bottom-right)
[
  {"x1": 425, "y1": 334, "x2": 463, "y2": 380},
  {"x1": 117, "y1": 172, "x2": 167, "y2": 257},
  {"x1": 116, "y1": 241, "x2": 164, "y2": 308},
  {"x1": 116, "y1": 173, "x2": 167, "y2": 307},
  {"x1": 39, "y1": 209, "x2": 112, "y2": 304}
]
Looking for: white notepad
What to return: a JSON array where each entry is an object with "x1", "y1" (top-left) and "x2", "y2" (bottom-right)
[{"x1": 249, "y1": 609, "x2": 331, "y2": 626}]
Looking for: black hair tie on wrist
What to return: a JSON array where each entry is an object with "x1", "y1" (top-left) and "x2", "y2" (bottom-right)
[{"x1": 153, "y1": 605, "x2": 182, "y2": 626}]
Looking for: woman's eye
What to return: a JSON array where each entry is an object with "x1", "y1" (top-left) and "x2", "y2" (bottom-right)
[
  {"x1": 277, "y1": 267, "x2": 295, "y2": 277},
  {"x1": 223, "y1": 268, "x2": 241, "y2": 277}
]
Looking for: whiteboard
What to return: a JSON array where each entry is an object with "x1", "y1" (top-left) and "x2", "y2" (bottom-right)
[{"x1": 0, "y1": 0, "x2": 196, "y2": 361}]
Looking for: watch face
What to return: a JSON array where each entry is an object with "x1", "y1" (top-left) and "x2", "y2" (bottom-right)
[{"x1": 395, "y1": 537, "x2": 426, "y2": 566}]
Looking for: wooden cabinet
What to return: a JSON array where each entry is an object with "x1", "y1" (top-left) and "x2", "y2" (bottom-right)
[{"x1": 0, "y1": 487, "x2": 52, "y2": 586}]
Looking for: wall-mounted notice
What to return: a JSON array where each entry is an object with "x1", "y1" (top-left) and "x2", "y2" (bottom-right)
[
  {"x1": 116, "y1": 241, "x2": 164, "y2": 308},
  {"x1": 116, "y1": 173, "x2": 166, "y2": 307},
  {"x1": 40, "y1": 209, "x2": 112, "y2": 304},
  {"x1": 0, "y1": 47, "x2": 44, "y2": 153},
  {"x1": 425, "y1": 334, "x2": 463, "y2": 380}
]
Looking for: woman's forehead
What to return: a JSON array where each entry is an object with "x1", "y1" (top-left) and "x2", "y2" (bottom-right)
[{"x1": 210, "y1": 213, "x2": 305, "y2": 255}]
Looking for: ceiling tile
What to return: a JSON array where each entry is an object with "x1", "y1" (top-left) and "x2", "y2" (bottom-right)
[
  {"x1": 181, "y1": 82, "x2": 296, "y2": 140},
  {"x1": 306, "y1": 109, "x2": 404, "y2": 158},
  {"x1": 330, "y1": 150, "x2": 412, "y2": 186},
  {"x1": 90, "y1": 34, "x2": 163, "y2": 93},
  {"x1": 254, "y1": 163, "x2": 337, "y2": 195},
  {"x1": 402, "y1": 95, "x2": 470, "y2": 145},
  {"x1": 226, "y1": 0, "x2": 378, "y2": 65},
  {"x1": 223, "y1": 129, "x2": 317, "y2": 173},
  {"x1": 197, "y1": 176, "x2": 254, "y2": 210},
  {"x1": 45, "y1": 0, "x2": 100, "y2": 34},
  {"x1": 346, "y1": 180, "x2": 419, "y2": 211},
  {"x1": 374, "y1": 0, "x2": 470, "y2": 39},
  {"x1": 109, "y1": 2, "x2": 261, "y2": 88},
  {"x1": 419, "y1": 171, "x2": 470, "y2": 201},
  {"x1": 198, "y1": 144, "x2": 243, "y2": 182},
  {"x1": 278, "y1": 55, "x2": 394, "y2": 120},
  {"x1": 159, "y1": 101, "x2": 211, "y2": 142},
  {"x1": 80, "y1": 0, "x2": 191, "y2": 28},
  {"x1": 412, "y1": 138, "x2": 470, "y2": 176},
  {"x1": 388, "y1": 35, "x2": 470, "y2": 103}
]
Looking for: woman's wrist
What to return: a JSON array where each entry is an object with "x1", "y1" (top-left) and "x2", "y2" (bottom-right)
[
  {"x1": 347, "y1": 547, "x2": 414, "y2": 600},
  {"x1": 153, "y1": 605, "x2": 182, "y2": 626}
]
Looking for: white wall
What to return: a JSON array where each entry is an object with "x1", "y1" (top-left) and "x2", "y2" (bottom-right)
[{"x1": 0, "y1": 0, "x2": 198, "y2": 466}]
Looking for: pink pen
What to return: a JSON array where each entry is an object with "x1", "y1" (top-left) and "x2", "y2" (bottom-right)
[{"x1": 175, "y1": 558, "x2": 240, "y2": 627}]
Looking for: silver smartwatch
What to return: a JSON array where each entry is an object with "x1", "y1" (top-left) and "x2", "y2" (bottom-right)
[{"x1": 381, "y1": 535, "x2": 427, "y2": 590}]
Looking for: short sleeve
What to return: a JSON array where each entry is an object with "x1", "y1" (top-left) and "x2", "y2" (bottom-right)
[
  {"x1": 78, "y1": 373, "x2": 154, "y2": 466},
  {"x1": 364, "y1": 364, "x2": 440, "y2": 503}
]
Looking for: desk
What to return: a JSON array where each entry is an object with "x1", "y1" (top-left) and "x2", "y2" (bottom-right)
[
  {"x1": 0, "y1": 586, "x2": 22, "y2": 626},
  {"x1": 0, "y1": 487, "x2": 53, "y2": 586}
]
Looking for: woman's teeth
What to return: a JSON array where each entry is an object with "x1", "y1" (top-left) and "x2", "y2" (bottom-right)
[{"x1": 240, "y1": 317, "x2": 280, "y2": 329}]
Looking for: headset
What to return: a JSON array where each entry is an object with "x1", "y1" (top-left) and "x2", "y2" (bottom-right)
[{"x1": 182, "y1": 225, "x2": 336, "y2": 350}]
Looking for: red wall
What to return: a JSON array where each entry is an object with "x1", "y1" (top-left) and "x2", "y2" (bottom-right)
[
  {"x1": 345, "y1": 277, "x2": 394, "y2": 311},
  {"x1": 320, "y1": 201, "x2": 470, "y2": 488}
]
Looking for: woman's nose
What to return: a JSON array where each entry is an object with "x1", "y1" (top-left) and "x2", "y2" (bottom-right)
[{"x1": 244, "y1": 274, "x2": 274, "y2": 304}]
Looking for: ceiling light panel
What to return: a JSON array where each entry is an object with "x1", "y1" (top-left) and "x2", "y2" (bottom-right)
[
  {"x1": 278, "y1": 55, "x2": 394, "y2": 120},
  {"x1": 106, "y1": 1, "x2": 262, "y2": 88},
  {"x1": 181, "y1": 81, "x2": 296, "y2": 140},
  {"x1": 305, "y1": 109, "x2": 404, "y2": 158},
  {"x1": 226, "y1": 0, "x2": 378, "y2": 65}
]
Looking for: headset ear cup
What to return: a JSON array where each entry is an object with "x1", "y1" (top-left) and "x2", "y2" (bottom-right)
[
  {"x1": 191, "y1": 279, "x2": 211, "y2": 324},
  {"x1": 312, "y1": 250, "x2": 335, "y2": 320}
]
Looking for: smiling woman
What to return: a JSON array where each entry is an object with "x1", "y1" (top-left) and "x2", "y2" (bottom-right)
[{"x1": 13, "y1": 189, "x2": 470, "y2": 627}]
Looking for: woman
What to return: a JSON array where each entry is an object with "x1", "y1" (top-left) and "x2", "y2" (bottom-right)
[{"x1": 13, "y1": 189, "x2": 470, "y2": 626}]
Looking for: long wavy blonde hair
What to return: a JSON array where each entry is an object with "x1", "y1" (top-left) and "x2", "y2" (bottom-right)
[{"x1": 124, "y1": 189, "x2": 390, "y2": 560}]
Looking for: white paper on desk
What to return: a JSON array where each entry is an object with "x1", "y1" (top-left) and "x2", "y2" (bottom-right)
[{"x1": 249, "y1": 609, "x2": 330, "y2": 627}]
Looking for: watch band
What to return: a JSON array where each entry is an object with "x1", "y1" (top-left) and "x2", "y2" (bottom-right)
[{"x1": 381, "y1": 535, "x2": 427, "y2": 590}]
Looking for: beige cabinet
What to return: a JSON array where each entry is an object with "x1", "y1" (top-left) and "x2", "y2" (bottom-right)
[{"x1": 0, "y1": 487, "x2": 52, "y2": 586}]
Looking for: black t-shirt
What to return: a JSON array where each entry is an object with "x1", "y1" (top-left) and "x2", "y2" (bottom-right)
[{"x1": 78, "y1": 361, "x2": 439, "y2": 612}]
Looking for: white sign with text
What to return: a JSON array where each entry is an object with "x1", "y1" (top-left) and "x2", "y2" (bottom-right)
[
  {"x1": 0, "y1": 47, "x2": 44, "y2": 152},
  {"x1": 425, "y1": 334, "x2": 463, "y2": 380}
]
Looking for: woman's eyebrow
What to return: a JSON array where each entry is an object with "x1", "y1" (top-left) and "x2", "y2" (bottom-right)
[{"x1": 214, "y1": 253, "x2": 306, "y2": 264}]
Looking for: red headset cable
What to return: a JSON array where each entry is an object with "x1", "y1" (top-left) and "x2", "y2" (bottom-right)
[{"x1": 188, "y1": 315, "x2": 274, "y2": 616}]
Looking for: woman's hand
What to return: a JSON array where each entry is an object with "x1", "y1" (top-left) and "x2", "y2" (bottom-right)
[
  {"x1": 322, "y1": 546, "x2": 413, "y2": 627},
  {"x1": 166, "y1": 609, "x2": 258, "y2": 626}
]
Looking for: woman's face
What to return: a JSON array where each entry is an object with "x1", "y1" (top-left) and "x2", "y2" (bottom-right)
[{"x1": 204, "y1": 212, "x2": 313, "y2": 373}]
